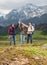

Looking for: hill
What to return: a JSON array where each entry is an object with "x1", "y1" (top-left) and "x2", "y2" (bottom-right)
[{"x1": 0, "y1": 45, "x2": 47, "y2": 65}]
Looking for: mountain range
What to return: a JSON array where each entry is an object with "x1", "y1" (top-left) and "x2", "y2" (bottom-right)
[{"x1": 0, "y1": 3, "x2": 47, "y2": 26}]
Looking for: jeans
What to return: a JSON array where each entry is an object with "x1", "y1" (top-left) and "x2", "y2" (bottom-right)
[
  {"x1": 20, "y1": 34, "x2": 25, "y2": 44},
  {"x1": 10, "y1": 35, "x2": 16, "y2": 45},
  {"x1": 27, "y1": 34, "x2": 32, "y2": 44}
]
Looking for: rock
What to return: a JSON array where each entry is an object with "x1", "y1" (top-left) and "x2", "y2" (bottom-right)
[
  {"x1": 41, "y1": 44, "x2": 47, "y2": 49},
  {"x1": 11, "y1": 58, "x2": 18, "y2": 61},
  {"x1": 10, "y1": 57, "x2": 29, "y2": 65},
  {"x1": 35, "y1": 56, "x2": 39, "y2": 60},
  {"x1": 10, "y1": 61, "x2": 21, "y2": 65},
  {"x1": 1, "y1": 61, "x2": 9, "y2": 65},
  {"x1": 1, "y1": 58, "x2": 10, "y2": 65},
  {"x1": 21, "y1": 58, "x2": 29, "y2": 64},
  {"x1": 44, "y1": 57, "x2": 47, "y2": 60}
]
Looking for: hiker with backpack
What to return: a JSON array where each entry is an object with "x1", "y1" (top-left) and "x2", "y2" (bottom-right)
[
  {"x1": 27, "y1": 22, "x2": 34, "y2": 43},
  {"x1": 8, "y1": 24, "x2": 16, "y2": 45}
]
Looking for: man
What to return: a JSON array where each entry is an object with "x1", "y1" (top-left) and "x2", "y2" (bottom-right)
[
  {"x1": 27, "y1": 22, "x2": 34, "y2": 43},
  {"x1": 8, "y1": 24, "x2": 16, "y2": 45}
]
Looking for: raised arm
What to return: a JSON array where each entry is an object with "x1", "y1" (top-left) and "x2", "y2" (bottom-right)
[{"x1": 21, "y1": 22, "x2": 28, "y2": 27}]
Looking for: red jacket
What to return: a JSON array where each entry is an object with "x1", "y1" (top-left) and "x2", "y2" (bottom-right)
[{"x1": 8, "y1": 25, "x2": 15, "y2": 35}]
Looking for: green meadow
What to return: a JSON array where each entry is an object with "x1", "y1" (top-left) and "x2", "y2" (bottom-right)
[
  {"x1": 0, "y1": 30, "x2": 47, "y2": 65},
  {"x1": 0, "y1": 30, "x2": 47, "y2": 46}
]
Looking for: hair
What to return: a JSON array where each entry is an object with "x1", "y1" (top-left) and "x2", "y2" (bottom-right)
[{"x1": 30, "y1": 22, "x2": 32, "y2": 24}]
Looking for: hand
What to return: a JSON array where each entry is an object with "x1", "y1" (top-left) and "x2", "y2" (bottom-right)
[
  {"x1": 18, "y1": 21, "x2": 21, "y2": 24},
  {"x1": 27, "y1": 31, "x2": 32, "y2": 34}
]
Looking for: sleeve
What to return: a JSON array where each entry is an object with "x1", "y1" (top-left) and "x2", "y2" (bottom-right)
[
  {"x1": 15, "y1": 24, "x2": 19, "y2": 29},
  {"x1": 8, "y1": 27, "x2": 10, "y2": 34},
  {"x1": 32, "y1": 26, "x2": 34, "y2": 32}
]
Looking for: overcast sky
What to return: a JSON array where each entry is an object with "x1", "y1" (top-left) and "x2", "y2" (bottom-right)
[{"x1": 0, "y1": 0, "x2": 47, "y2": 14}]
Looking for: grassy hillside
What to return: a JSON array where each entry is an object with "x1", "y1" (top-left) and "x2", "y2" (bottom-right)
[
  {"x1": 0, "y1": 45, "x2": 47, "y2": 65},
  {"x1": 0, "y1": 30, "x2": 47, "y2": 65}
]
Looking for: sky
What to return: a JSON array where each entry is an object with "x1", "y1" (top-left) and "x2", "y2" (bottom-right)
[{"x1": 0, "y1": 0, "x2": 47, "y2": 15}]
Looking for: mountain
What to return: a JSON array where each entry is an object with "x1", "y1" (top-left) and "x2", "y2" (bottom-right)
[{"x1": 0, "y1": 3, "x2": 47, "y2": 26}]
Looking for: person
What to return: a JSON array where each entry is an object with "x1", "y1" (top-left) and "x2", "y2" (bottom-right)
[
  {"x1": 27, "y1": 22, "x2": 34, "y2": 43},
  {"x1": 20, "y1": 25, "x2": 26, "y2": 44},
  {"x1": 22, "y1": 22, "x2": 34, "y2": 44},
  {"x1": 8, "y1": 24, "x2": 16, "y2": 45},
  {"x1": 18, "y1": 20, "x2": 26, "y2": 44},
  {"x1": 32, "y1": 24, "x2": 35, "y2": 35}
]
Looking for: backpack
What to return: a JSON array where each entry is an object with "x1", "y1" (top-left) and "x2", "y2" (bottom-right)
[
  {"x1": 32, "y1": 26, "x2": 35, "y2": 34},
  {"x1": 8, "y1": 26, "x2": 12, "y2": 35}
]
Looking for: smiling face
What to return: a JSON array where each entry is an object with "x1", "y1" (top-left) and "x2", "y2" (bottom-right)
[
  {"x1": 29, "y1": 22, "x2": 32, "y2": 26},
  {"x1": 12, "y1": 24, "x2": 14, "y2": 27}
]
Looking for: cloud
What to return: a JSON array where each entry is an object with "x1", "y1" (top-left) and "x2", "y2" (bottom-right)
[
  {"x1": 0, "y1": 0, "x2": 26, "y2": 10},
  {"x1": 0, "y1": 0, "x2": 47, "y2": 14},
  {"x1": 27, "y1": 0, "x2": 47, "y2": 6},
  {"x1": 0, "y1": 0, "x2": 47, "y2": 10}
]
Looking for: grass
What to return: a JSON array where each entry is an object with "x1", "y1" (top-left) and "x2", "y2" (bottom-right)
[
  {"x1": 0, "y1": 30, "x2": 47, "y2": 46},
  {"x1": 0, "y1": 30, "x2": 47, "y2": 56},
  {"x1": 33, "y1": 30, "x2": 47, "y2": 40},
  {"x1": 0, "y1": 45, "x2": 47, "y2": 60},
  {"x1": 0, "y1": 30, "x2": 47, "y2": 65}
]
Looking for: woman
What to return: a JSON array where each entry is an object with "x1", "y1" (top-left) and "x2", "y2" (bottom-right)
[{"x1": 18, "y1": 21, "x2": 26, "y2": 44}]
